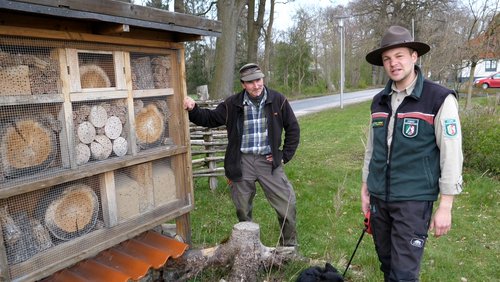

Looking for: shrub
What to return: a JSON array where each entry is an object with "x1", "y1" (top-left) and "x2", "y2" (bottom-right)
[{"x1": 461, "y1": 100, "x2": 499, "y2": 178}]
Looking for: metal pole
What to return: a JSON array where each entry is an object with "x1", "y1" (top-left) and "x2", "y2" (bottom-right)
[{"x1": 339, "y1": 18, "x2": 344, "y2": 109}]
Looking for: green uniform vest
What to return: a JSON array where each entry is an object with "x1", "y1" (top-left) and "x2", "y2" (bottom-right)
[{"x1": 367, "y1": 69, "x2": 455, "y2": 201}]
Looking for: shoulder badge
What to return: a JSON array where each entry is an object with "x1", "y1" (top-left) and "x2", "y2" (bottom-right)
[{"x1": 444, "y1": 118, "x2": 458, "y2": 137}]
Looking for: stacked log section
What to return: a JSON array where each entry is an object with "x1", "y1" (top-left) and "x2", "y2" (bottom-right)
[
  {"x1": 131, "y1": 56, "x2": 154, "y2": 90},
  {"x1": 73, "y1": 101, "x2": 128, "y2": 165},
  {"x1": 131, "y1": 55, "x2": 171, "y2": 90}
]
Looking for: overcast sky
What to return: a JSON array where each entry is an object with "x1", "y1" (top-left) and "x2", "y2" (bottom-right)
[{"x1": 273, "y1": 0, "x2": 351, "y2": 31}]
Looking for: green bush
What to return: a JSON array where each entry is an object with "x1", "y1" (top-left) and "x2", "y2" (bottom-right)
[{"x1": 461, "y1": 101, "x2": 499, "y2": 178}]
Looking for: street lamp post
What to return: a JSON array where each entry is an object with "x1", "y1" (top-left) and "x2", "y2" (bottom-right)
[{"x1": 339, "y1": 18, "x2": 345, "y2": 109}]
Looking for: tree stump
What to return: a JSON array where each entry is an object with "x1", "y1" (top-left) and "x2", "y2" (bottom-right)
[
  {"x1": 44, "y1": 184, "x2": 99, "y2": 240},
  {"x1": 165, "y1": 222, "x2": 300, "y2": 282}
]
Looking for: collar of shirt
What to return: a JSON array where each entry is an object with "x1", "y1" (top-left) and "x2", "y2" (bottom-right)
[
  {"x1": 390, "y1": 73, "x2": 418, "y2": 98},
  {"x1": 243, "y1": 88, "x2": 267, "y2": 107}
]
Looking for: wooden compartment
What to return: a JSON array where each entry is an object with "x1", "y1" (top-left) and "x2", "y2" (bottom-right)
[
  {"x1": 133, "y1": 97, "x2": 173, "y2": 152},
  {"x1": 0, "y1": 103, "x2": 65, "y2": 184},
  {"x1": 0, "y1": 44, "x2": 61, "y2": 96},
  {"x1": 0, "y1": 0, "x2": 220, "y2": 280},
  {"x1": 0, "y1": 177, "x2": 103, "y2": 266},
  {"x1": 72, "y1": 99, "x2": 130, "y2": 166}
]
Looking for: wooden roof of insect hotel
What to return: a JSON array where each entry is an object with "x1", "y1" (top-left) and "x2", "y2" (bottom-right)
[{"x1": 0, "y1": 0, "x2": 222, "y2": 42}]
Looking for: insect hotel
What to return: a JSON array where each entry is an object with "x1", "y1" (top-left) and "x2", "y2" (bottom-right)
[{"x1": 0, "y1": 0, "x2": 221, "y2": 281}]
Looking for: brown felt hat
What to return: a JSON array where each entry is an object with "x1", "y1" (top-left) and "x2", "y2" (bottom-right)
[
  {"x1": 239, "y1": 63, "x2": 265, "y2": 82},
  {"x1": 365, "y1": 25, "x2": 430, "y2": 66}
]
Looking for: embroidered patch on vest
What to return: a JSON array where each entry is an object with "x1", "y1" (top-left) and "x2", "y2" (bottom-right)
[
  {"x1": 402, "y1": 118, "x2": 419, "y2": 138},
  {"x1": 410, "y1": 238, "x2": 425, "y2": 248},
  {"x1": 372, "y1": 120, "x2": 384, "y2": 128},
  {"x1": 444, "y1": 118, "x2": 458, "y2": 137}
]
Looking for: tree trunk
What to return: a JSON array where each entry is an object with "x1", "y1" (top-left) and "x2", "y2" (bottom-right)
[
  {"x1": 246, "y1": 0, "x2": 266, "y2": 64},
  {"x1": 262, "y1": 0, "x2": 275, "y2": 84},
  {"x1": 465, "y1": 62, "x2": 477, "y2": 110},
  {"x1": 164, "y1": 222, "x2": 300, "y2": 282},
  {"x1": 210, "y1": 0, "x2": 246, "y2": 99}
]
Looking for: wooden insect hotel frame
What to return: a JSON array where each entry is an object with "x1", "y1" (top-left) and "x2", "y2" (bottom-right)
[{"x1": 0, "y1": 1, "x2": 221, "y2": 281}]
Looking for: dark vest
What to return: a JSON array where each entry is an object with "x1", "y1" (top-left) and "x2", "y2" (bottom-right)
[{"x1": 367, "y1": 71, "x2": 455, "y2": 202}]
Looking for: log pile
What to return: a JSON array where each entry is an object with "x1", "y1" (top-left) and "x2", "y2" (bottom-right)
[
  {"x1": 73, "y1": 100, "x2": 128, "y2": 165},
  {"x1": 0, "y1": 50, "x2": 59, "y2": 95},
  {"x1": 0, "y1": 205, "x2": 53, "y2": 265},
  {"x1": 131, "y1": 55, "x2": 171, "y2": 90}
]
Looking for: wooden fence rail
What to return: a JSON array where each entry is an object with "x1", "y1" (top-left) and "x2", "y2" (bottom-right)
[{"x1": 189, "y1": 100, "x2": 227, "y2": 190}]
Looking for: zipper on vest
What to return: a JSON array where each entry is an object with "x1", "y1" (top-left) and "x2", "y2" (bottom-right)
[{"x1": 385, "y1": 107, "x2": 393, "y2": 202}]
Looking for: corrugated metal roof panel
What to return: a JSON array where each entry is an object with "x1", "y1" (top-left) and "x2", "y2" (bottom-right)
[{"x1": 41, "y1": 231, "x2": 188, "y2": 281}]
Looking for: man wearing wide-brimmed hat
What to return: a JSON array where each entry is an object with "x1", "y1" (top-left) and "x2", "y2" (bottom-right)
[
  {"x1": 360, "y1": 26, "x2": 463, "y2": 281},
  {"x1": 184, "y1": 63, "x2": 300, "y2": 251}
]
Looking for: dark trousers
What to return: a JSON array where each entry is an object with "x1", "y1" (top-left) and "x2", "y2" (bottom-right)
[
  {"x1": 230, "y1": 154, "x2": 297, "y2": 246},
  {"x1": 370, "y1": 196, "x2": 433, "y2": 282}
]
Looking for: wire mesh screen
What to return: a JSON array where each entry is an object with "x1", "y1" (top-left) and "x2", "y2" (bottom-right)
[
  {"x1": 130, "y1": 53, "x2": 172, "y2": 90},
  {"x1": 0, "y1": 44, "x2": 61, "y2": 95},
  {"x1": 0, "y1": 103, "x2": 64, "y2": 184},
  {"x1": 78, "y1": 51, "x2": 116, "y2": 89},
  {"x1": 134, "y1": 97, "x2": 173, "y2": 151},
  {"x1": 72, "y1": 99, "x2": 129, "y2": 165},
  {"x1": 0, "y1": 177, "x2": 103, "y2": 266},
  {"x1": 0, "y1": 35, "x2": 184, "y2": 280},
  {"x1": 114, "y1": 158, "x2": 177, "y2": 223}
]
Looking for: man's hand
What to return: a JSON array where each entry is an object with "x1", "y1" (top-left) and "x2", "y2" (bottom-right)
[
  {"x1": 361, "y1": 182, "x2": 370, "y2": 215},
  {"x1": 429, "y1": 195, "x2": 454, "y2": 237},
  {"x1": 184, "y1": 97, "x2": 196, "y2": 111}
]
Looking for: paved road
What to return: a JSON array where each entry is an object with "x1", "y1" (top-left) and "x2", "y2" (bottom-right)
[{"x1": 290, "y1": 88, "x2": 383, "y2": 117}]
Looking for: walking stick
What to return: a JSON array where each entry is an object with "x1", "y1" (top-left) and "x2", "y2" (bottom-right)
[{"x1": 343, "y1": 212, "x2": 371, "y2": 277}]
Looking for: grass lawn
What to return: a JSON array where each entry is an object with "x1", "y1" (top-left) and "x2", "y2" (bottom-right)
[{"x1": 188, "y1": 100, "x2": 499, "y2": 281}]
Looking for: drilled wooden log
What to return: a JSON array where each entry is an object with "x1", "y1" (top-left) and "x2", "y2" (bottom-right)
[
  {"x1": 112, "y1": 136, "x2": 128, "y2": 157},
  {"x1": 104, "y1": 116, "x2": 123, "y2": 139},
  {"x1": 44, "y1": 184, "x2": 99, "y2": 240},
  {"x1": 79, "y1": 64, "x2": 111, "y2": 88},
  {"x1": 90, "y1": 135, "x2": 113, "y2": 160},
  {"x1": 0, "y1": 65, "x2": 31, "y2": 95},
  {"x1": 89, "y1": 105, "x2": 108, "y2": 128},
  {"x1": 75, "y1": 143, "x2": 91, "y2": 165},
  {"x1": 0, "y1": 117, "x2": 57, "y2": 178},
  {"x1": 135, "y1": 103, "x2": 165, "y2": 149},
  {"x1": 76, "y1": 121, "x2": 96, "y2": 144}
]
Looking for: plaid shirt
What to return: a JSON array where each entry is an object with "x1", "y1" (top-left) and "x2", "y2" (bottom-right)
[{"x1": 240, "y1": 90, "x2": 271, "y2": 155}]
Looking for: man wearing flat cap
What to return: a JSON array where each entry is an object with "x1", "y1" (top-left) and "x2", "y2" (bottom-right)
[
  {"x1": 360, "y1": 25, "x2": 463, "y2": 281},
  {"x1": 184, "y1": 63, "x2": 300, "y2": 250}
]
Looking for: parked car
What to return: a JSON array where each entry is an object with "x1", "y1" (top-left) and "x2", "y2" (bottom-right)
[{"x1": 474, "y1": 72, "x2": 500, "y2": 89}]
